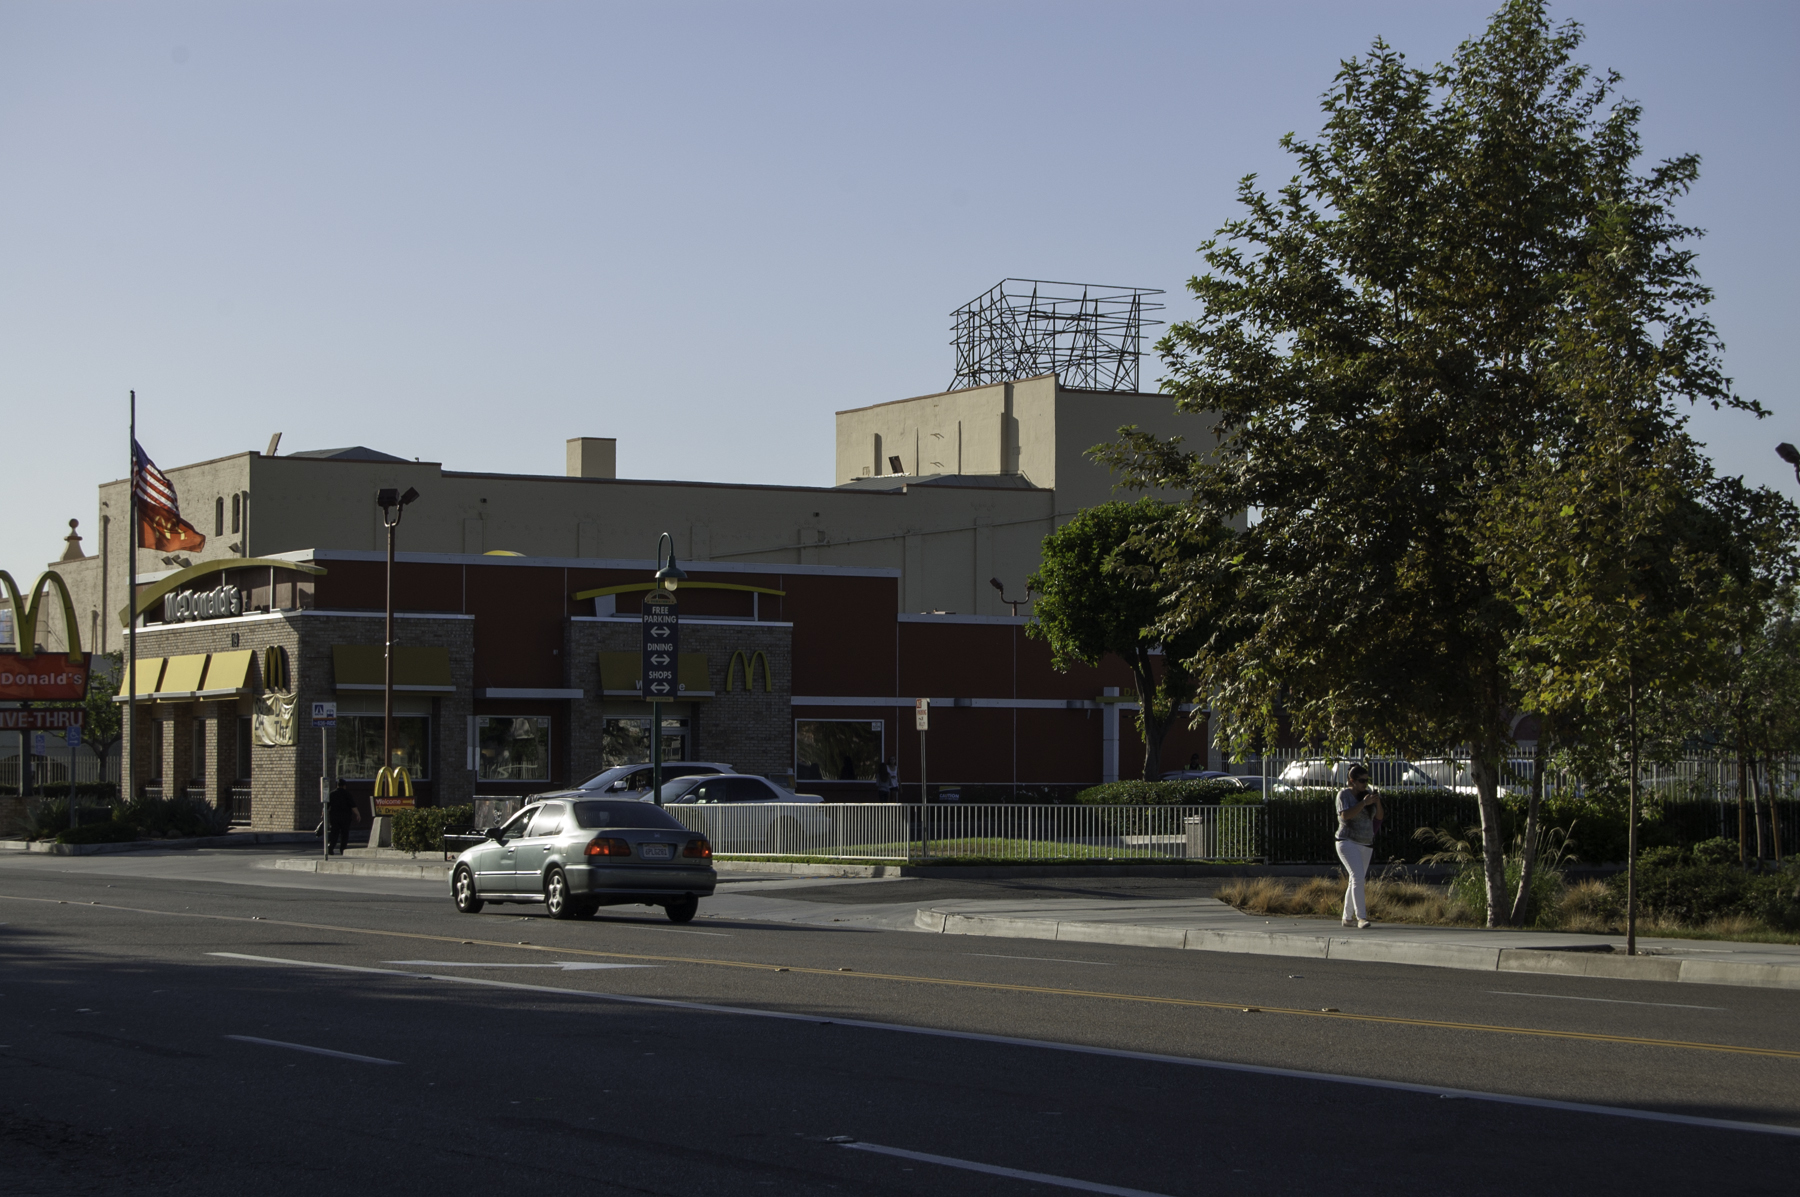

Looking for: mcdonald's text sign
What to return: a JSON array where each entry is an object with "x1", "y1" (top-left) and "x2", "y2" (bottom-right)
[{"x1": 0, "y1": 653, "x2": 89, "y2": 701}]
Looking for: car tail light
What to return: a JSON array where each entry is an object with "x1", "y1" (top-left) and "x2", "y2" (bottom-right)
[
  {"x1": 586, "y1": 837, "x2": 632, "y2": 857},
  {"x1": 683, "y1": 838, "x2": 712, "y2": 859}
]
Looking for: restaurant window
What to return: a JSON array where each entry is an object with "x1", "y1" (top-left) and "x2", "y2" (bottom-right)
[
  {"x1": 336, "y1": 715, "x2": 430, "y2": 780},
  {"x1": 795, "y1": 720, "x2": 883, "y2": 781},
  {"x1": 236, "y1": 716, "x2": 252, "y2": 781},
  {"x1": 215, "y1": 497, "x2": 224, "y2": 537},
  {"x1": 191, "y1": 721, "x2": 205, "y2": 783},
  {"x1": 601, "y1": 717, "x2": 688, "y2": 767},
  {"x1": 476, "y1": 716, "x2": 551, "y2": 781},
  {"x1": 150, "y1": 721, "x2": 164, "y2": 781},
  {"x1": 231, "y1": 493, "x2": 241, "y2": 534}
]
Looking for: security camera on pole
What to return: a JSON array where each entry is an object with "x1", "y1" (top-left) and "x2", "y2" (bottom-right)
[{"x1": 644, "y1": 534, "x2": 686, "y2": 805}]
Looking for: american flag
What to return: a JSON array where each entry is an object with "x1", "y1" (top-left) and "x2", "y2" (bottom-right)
[
  {"x1": 133, "y1": 440, "x2": 206, "y2": 552},
  {"x1": 133, "y1": 441, "x2": 180, "y2": 514}
]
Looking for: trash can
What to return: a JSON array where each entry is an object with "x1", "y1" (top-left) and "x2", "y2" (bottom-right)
[{"x1": 1185, "y1": 813, "x2": 1213, "y2": 860}]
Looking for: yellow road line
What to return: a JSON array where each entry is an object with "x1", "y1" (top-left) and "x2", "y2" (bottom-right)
[{"x1": 7, "y1": 892, "x2": 1798, "y2": 1061}]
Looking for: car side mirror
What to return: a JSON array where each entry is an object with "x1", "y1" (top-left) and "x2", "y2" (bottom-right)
[{"x1": 484, "y1": 826, "x2": 503, "y2": 841}]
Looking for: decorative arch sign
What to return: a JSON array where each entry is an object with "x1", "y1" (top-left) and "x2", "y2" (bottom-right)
[{"x1": 0, "y1": 569, "x2": 88, "y2": 700}]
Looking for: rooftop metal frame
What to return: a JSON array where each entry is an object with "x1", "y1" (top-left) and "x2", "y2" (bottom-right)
[{"x1": 949, "y1": 278, "x2": 1164, "y2": 393}]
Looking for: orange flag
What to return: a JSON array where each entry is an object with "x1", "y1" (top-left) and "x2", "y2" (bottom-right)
[{"x1": 133, "y1": 441, "x2": 206, "y2": 553}]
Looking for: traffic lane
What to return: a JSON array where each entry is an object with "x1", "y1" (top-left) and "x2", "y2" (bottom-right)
[
  {"x1": 0, "y1": 847, "x2": 459, "y2": 899},
  {"x1": 769, "y1": 874, "x2": 1235, "y2": 904},
  {"x1": 8, "y1": 869, "x2": 1800, "y2": 1065},
  {"x1": 6, "y1": 898, "x2": 1800, "y2": 1131},
  {"x1": 3, "y1": 943, "x2": 1796, "y2": 1197}
]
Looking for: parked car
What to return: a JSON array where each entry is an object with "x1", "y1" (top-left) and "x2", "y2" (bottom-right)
[
  {"x1": 533, "y1": 761, "x2": 734, "y2": 803},
  {"x1": 1276, "y1": 757, "x2": 1436, "y2": 790},
  {"x1": 450, "y1": 798, "x2": 716, "y2": 922},
  {"x1": 1411, "y1": 756, "x2": 1534, "y2": 797},
  {"x1": 1158, "y1": 770, "x2": 1243, "y2": 783},
  {"x1": 657, "y1": 773, "x2": 829, "y2": 853}
]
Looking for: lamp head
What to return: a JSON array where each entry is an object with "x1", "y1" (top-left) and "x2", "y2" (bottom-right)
[
  {"x1": 654, "y1": 557, "x2": 687, "y2": 591},
  {"x1": 376, "y1": 487, "x2": 399, "y2": 512},
  {"x1": 989, "y1": 577, "x2": 1005, "y2": 593},
  {"x1": 1778, "y1": 443, "x2": 1800, "y2": 467},
  {"x1": 400, "y1": 487, "x2": 419, "y2": 507}
]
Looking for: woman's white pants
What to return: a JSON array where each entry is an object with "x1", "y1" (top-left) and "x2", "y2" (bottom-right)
[{"x1": 1335, "y1": 839, "x2": 1373, "y2": 922}]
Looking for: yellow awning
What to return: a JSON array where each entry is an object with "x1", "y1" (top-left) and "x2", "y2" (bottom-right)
[
  {"x1": 332, "y1": 645, "x2": 454, "y2": 692},
  {"x1": 158, "y1": 653, "x2": 208, "y2": 694},
  {"x1": 597, "y1": 651, "x2": 711, "y2": 698},
  {"x1": 128, "y1": 658, "x2": 165, "y2": 697},
  {"x1": 199, "y1": 649, "x2": 255, "y2": 696}
]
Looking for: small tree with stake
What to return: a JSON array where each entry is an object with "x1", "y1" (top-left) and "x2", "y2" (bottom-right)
[{"x1": 1027, "y1": 499, "x2": 1231, "y2": 781}]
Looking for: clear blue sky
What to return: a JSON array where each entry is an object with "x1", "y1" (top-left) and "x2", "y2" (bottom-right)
[{"x1": 2, "y1": 1, "x2": 1795, "y2": 576}]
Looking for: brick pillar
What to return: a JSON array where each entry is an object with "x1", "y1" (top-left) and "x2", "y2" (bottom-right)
[
  {"x1": 123, "y1": 705, "x2": 157, "y2": 801},
  {"x1": 165, "y1": 708, "x2": 193, "y2": 801},
  {"x1": 203, "y1": 703, "x2": 234, "y2": 812}
]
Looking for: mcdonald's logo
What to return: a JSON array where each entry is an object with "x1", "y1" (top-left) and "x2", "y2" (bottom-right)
[
  {"x1": 373, "y1": 765, "x2": 414, "y2": 799},
  {"x1": 262, "y1": 645, "x2": 290, "y2": 692},
  {"x1": 725, "y1": 649, "x2": 772, "y2": 693},
  {"x1": 0, "y1": 570, "x2": 84, "y2": 664}
]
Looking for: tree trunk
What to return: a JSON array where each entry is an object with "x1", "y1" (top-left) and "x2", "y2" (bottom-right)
[
  {"x1": 1507, "y1": 738, "x2": 1545, "y2": 927},
  {"x1": 1749, "y1": 756, "x2": 1765, "y2": 868},
  {"x1": 1626, "y1": 676, "x2": 1640, "y2": 957},
  {"x1": 1769, "y1": 758, "x2": 1785, "y2": 865},
  {"x1": 1470, "y1": 738, "x2": 1506, "y2": 930},
  {"x1": 1737, "y1": 750, "x2": 1748, "y2": 867},
  {"x1": 1131, "y1": 649, "x2": 1169, "y2": 782}
]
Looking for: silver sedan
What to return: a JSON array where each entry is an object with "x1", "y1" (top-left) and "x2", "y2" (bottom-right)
[{"x1": 450, "y1": 798, "x2": 716, "y2": 923}]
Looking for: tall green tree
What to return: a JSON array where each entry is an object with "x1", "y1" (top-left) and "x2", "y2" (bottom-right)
[
  {"x1": 1100, "y1": 0, "x2": 1773, "y2": 924},
  {"x1": 80, "y1": 652, "x2": 123, "y2": 783},
  {"x1": 1026, "y1": 500, "x2": 1230, "y2": 780}
]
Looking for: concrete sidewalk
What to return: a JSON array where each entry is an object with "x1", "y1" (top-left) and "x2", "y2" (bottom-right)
[{"x1": 914, "y1": 897, "x2": 1800, "y2": 991}]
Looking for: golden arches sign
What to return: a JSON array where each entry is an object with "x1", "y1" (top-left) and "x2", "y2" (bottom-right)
[
  {"x1": 0, "y1": 570, "x2": 84, "y2": 663},
  {"x1": 262, "y1": 645, "x2": 291, "y2": 692},
  {"x1": 725, "y1": 649, "x2": 772, "y2": 693},
  {"x1": 373, "y1": 766, "x2": 414, "y2": 799}
]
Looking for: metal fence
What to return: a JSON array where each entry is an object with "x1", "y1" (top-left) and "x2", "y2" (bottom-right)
[{"x1": 664, "y1": 802, "x2": 1262, "y2": 863}]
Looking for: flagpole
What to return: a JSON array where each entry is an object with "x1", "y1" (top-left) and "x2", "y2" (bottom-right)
[{"x1": 128, "y1": 391, "x2": 137, "y2": 802}]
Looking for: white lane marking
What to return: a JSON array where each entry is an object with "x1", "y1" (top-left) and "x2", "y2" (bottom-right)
[
  {"x1": 224, "y1": 1034, "x2": 399, "y2": 1065},
  {"x1": 205, "y1": 952, "x2": 1800, "y2": 1140},
  {"x1": 385, "y1": 960, "x2": 654, "y2": 971},
  {"x1": 1489, "y1": 991, "x2": 1726, "y2": 1011},
  {"x1": 967, "y1": 953, "x2": 1114, "y2": 967},
  {"x1": 840, "y1": 1140, "x2": 1168, "y2": 1196}
]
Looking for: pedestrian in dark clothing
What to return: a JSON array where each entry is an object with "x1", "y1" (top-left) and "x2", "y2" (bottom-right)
[{"x1": 327, "y1": 781, "x2": 355, "y2": 855}]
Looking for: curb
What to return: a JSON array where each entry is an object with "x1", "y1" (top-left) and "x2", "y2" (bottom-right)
[
  {"x1": 914, "y1": 908, "x2": 1800, "y2": 991},
  {"x1": 266, "y1": 858, "x2": 450, "y2": 880},
  {"x1": 710, "y1": 861, "x2": 1349, "y2": 880},
  {"x1": 713, "y1": 860, "x2": 908, "y2": 878},
  {"x1": 0, "y1": 832, "x2": 318, "y2": 857}
]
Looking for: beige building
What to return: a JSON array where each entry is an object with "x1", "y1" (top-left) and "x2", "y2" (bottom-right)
[{"x1": 19, "y1": 373, "x2": 1212, "y2": 657}]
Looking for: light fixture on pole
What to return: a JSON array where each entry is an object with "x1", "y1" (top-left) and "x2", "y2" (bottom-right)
[
  {"x1": 989, "y1": 577, "x2": 1034, "y2": 617},
  {"x1": 375, "y1": 486, "x2": 419, "y2": 806}
]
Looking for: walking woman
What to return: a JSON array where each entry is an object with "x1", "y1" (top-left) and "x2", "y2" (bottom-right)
[{"x1": 1336, "y1": 763, "x2": 1382, "y2": 928}]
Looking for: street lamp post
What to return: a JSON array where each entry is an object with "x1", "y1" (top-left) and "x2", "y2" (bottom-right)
[
  {"x1": 376, "y1": 487, "x2": 419, "y2": 802},
  {"x1": 649, "y1": 533, "x2": 686, "y2": 805}
]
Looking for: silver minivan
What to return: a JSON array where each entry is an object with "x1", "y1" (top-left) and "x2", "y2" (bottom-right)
[{"x1": 450, "y1": 798, "x2": 716, "y2": 923}]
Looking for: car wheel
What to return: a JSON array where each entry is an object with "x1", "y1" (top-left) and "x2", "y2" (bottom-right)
[
  {"x1": 453, "y1": 865, "x2": 483, "y2": 914},
  {"x1": 665, "y1": 895, "x2": 699, "y2": 924},
  {"x1": 544, "y1": 866, "x2": 577, "y2": 920}
]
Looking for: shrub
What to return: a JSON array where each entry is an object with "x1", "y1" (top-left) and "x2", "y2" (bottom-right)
[
  {"x1": 1692, "y1": 837, "x2": 1739, "y2": 866},
  {"x1": 392, "y1": 805, "x2": 475, "y2": 854},
  {"x1": 37, "y1": 783, "x2": 121, "y2": 803},
  {"x1": 1619, "y1": 861, "x2": 1752, "y2": 925},
  {"x1": 1076, "y1": 779, "x2": 1252, "y2": 806},
  {"x1": 24, "y1": 798, "x2": 72, "y2": 840},
  {"x1": 113, "y1": 793, "x2": 231, "y2": 839},
  {"x1": 56, "y1": 822, "x2": 138, "y2": 845}
]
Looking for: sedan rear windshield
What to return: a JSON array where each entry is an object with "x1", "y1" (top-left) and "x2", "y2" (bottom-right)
[{"x1": 571, "y1": 801, "x2": 686, "y2": 831}]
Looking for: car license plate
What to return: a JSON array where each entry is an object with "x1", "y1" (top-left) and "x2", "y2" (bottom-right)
[{"x1": 640, "y1": 843, "x2": 674, "y2": 860}]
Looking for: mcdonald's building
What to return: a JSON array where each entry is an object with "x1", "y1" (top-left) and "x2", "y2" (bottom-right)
[{"x1": 113, "y1": 548, "x2": 1208, "y2": 830}]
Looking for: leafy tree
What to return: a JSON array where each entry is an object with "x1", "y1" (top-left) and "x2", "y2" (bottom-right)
[
  {"x1": 1026, "y1": 500, "x2": 1230, "y2": 781},
  {"x1": 1099, "y1": 0, "x2": 1777, "y2": 924},
  {"x1": 80, "y1": 652, "x2": 123, "y2": 781}
]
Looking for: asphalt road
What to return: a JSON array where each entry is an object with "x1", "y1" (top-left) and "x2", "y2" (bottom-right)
[{"x1": 1, "y1": 848, "x2": 1796, "y2": 1195}]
